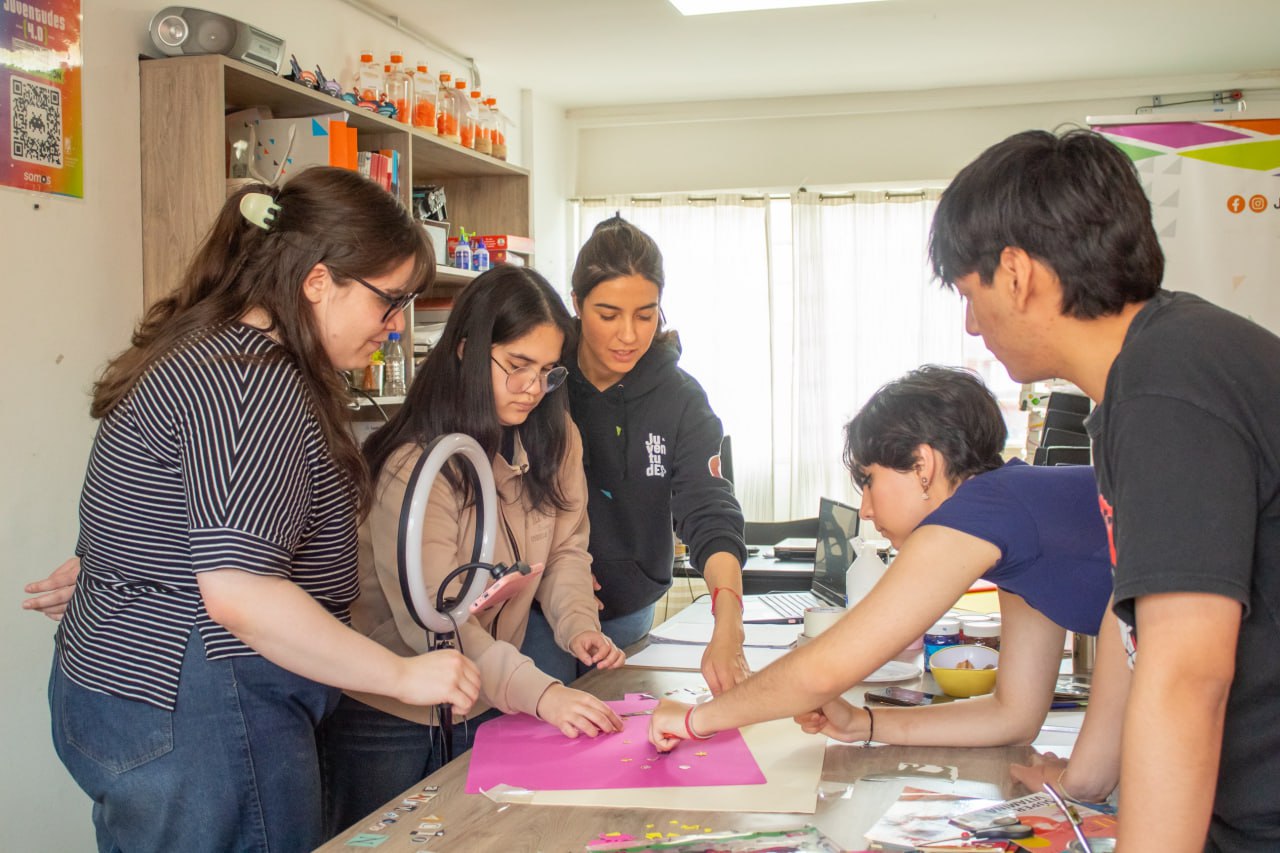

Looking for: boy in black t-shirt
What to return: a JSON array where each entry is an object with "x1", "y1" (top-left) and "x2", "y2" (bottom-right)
[{"x1": 929, "y1": 129, "x2": 1280, "y2": 853}]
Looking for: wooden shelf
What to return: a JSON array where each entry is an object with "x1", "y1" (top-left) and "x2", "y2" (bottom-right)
[
  {"x1": 139, "y1": 54, "x2": 534, "y2": 397},
  {"x1": 349, "y1": 395, "x2": 406, "y2": 408},
  {"x1": 218, "y1": 60, "x2": 529, "y2": 180}
]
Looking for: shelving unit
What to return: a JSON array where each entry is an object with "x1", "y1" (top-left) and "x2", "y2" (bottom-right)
[{"x1": 138, "y1": 54, "x2": 532, "y2": 399}]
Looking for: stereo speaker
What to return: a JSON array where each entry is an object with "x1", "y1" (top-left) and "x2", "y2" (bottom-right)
[{"x1": 148, "y1": 7, "x2": 286, "y2": 75}]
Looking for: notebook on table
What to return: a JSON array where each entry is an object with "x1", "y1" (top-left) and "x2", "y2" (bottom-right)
[{"x1": 744, "y1": 497, "x2": 859, "y2": 624}]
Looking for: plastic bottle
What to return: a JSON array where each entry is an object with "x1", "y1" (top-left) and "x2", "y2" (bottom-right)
[
  {"x1": 384, "y1": 52, "x2": 413, "y2": 125},
  {"x1": 383, "y1": 332, "x2": 407, "y2": 397},
  {"x1": 923, "y1": 617, "x2": 961, "y2": 671},
  {"x1": 469, "y1": 90, "x2": 490, "y2": 155},
  {"x1": 436, "y1": 71, "x2": 461, "y2": 143},
  {"x1": 452, "y1": 228, "x2": 473, "y2": 270},
  {"x1": 486, "y1": 97, "x2": 509, "y2": 160},
  {"x1": 477, "y1": 97, "x2": 496, "y2": 156},
  {"x1": 353, "y1": 50, "x2": 381, "y2": 103},
  {"x1": 845, "y1": 538, "x2": 887, "y2": 610},
  {"x1": 411, "y1": 61, "x2": 437, "y2": 133},
  {"x1": 473, "y1": 235, "x2": 490, "y2": 272},
  {"x1": 456, "y1": 80, "x2": 475, "y2": 148}
]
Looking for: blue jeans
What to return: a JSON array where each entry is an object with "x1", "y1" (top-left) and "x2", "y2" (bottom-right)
[
  {"x1": 317, "y1": 695, "x2": 501, "y2": 837},
  {"x1": 520, "y1": 602, "x2": 656, "y2": 683},
  {"x1": 50, "y1": 628, "x2": 339, "y2": 853}
]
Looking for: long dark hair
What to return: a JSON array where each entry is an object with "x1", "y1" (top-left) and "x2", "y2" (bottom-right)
[
  {"x1": 92, "y1": 167, "x2": 434, "y2": 515},
  {"x1": 844, "y1": 365, "x2": 1006, "y2": 488},
  {"x1": 570, "y1": 214, "x2": 677, "y2": 347},
  {"x1": 364, "y1": 265, "x2": 577, "y2": 513}
]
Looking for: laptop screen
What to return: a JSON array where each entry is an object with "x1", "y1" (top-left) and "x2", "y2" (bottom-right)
[{"x1": 812, "y1": 497, "x2": 860, "y2": 605}]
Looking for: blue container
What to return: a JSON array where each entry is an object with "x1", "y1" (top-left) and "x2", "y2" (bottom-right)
[{"x1": 923, "y1": 617, "x2": 961, "y2": 671}]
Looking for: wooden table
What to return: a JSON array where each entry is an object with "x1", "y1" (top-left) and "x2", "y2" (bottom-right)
[{"x1": 316, "y1": 663, "x2": 1036, "y2": 852}]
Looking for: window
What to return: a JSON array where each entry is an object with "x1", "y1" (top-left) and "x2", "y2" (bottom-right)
[{"x1": 573, "y1": 191, "x2": 1021, "y2": 520}]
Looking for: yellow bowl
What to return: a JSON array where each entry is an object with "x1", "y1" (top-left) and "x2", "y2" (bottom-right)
[{"x1": 929, "y1": 644, "x2": 999, "y2": 698}]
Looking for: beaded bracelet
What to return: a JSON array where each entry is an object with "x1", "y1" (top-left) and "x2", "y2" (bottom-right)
[
  {"x1": 685, "y1": 705, "x2": 713, "y2": 740},
  {"x1": 711, "y1": 587, "x2": 744, "y2": 616},
  {"x1": 861, "y1": 705, "x2": 875, "y2": 748}
]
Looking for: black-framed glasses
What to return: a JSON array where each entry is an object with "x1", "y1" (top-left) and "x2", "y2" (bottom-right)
[
  {"x1": 491, "y1": 356, "x2": 568, "y2": 394},
  {"x1": 331, "y1": 266, "x2": 421, "y2": 323}
]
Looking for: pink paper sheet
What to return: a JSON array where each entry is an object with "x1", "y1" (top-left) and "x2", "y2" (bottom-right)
[{"x1": 465, "y1": 694, "x2": 766, "y2": 794}]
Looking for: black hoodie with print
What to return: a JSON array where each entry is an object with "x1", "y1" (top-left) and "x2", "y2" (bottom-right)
[{"x1": 566, "y1": 336, "x2": 747, "y2": 621}]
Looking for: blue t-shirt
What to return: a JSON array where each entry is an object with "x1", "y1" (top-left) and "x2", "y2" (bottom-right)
[{"x1": 920, "y1": 458, "x2": 1111, "y2": 635}]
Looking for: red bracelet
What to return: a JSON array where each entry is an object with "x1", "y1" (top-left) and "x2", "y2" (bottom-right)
[
  {"x1": 684, "y1": 705, "x2": 713, "y2": 740},
  {"x1": 710, "y1": 587, "x2": 743, "y2": 616}
]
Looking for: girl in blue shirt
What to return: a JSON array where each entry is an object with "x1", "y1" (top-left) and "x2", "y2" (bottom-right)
[{"x1": 650, "y1": 367, "x2": 1126, "y2": 805}]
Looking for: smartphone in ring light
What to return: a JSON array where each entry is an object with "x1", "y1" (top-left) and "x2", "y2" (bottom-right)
[
  {"x1": 468, "y1": 562, "x2": 545, "y2": 614},
  {"x1": 865, "y1": 686, "x2": 952, "y2": 707}
]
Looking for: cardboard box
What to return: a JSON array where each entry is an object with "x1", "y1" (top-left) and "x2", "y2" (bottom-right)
[
  {"x1": 477, "y1": 234, "x2": 534, "y2": 254},
  {"x1": 489, "y1": 250, "x2": 525, "y2": 266}
]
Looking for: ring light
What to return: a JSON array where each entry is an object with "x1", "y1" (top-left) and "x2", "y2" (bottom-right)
[{"x1": 397, "y1": 433, "x2": 497, "y2": 633}]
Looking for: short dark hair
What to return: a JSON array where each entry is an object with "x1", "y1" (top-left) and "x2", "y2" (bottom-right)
[
  {"x1": 364, "y1": 265, "x2": 577, "y2": 513},
  {"x1": 844, "y1": 365, "x2": 1006, "y2": 487},
  {"x1": 929, "y1": 128, "x2": 1164, "y2": 319}
]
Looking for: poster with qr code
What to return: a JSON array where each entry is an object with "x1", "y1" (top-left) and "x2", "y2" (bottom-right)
[{"x1": 2, "y1": 0, "x2": 82, "y2": 198}]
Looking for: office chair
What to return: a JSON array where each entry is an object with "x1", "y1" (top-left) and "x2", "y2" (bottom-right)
[
  {"x1": 718, "y1": 435, "x2": 734, "y2": 488},
  {"x1": 743, "y1": 517, "x2": 819, "y2": 546}
]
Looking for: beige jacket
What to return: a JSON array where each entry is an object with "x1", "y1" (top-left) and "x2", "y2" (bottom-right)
[{"x1": 348, "y1": 421, "x2": 599, "y2": 724}]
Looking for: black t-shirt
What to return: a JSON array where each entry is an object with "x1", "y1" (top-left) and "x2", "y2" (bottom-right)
[{"x1": 1087, "y1": 291, "x2": 1280, "y2": 852}]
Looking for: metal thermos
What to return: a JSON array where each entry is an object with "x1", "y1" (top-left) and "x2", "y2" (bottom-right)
[{"x1": 1071, "y1": 632, "x2": 1096, "y2": 676}]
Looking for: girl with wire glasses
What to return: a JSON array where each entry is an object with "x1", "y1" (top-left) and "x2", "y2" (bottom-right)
[{"x1": 317, "y1": 265, "x2": 625, "y2": 836}]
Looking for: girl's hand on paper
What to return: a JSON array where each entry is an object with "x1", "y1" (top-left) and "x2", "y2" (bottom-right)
[
  {"x1": 701, "y1": 630, "x2": 750, "y2": 696},
  {"x1": 536, "y1": 685, "x2": 624, "y2": 737},
  {"x1": 649, "y1": 698, "x2": 693, "y2": 752}
]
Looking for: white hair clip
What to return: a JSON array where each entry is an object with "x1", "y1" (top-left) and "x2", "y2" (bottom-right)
[{"x1": 240, "y1": 192, "x2": 281, "y2": 230}]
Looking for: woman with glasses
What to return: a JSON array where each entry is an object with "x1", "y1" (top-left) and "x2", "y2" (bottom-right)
[
  {"x1": 41, "y1": 167, "x2": 481, "y2": 852},
  {"x1": 317, "y1": 265, "x2": 625, "y2": 835},
  {"x1": 521, "y1": 216, "x2": 750, "y2": 695}
]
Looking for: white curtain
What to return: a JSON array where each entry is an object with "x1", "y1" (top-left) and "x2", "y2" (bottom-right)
[{"x1": 572, "y1": 190, "x2": 981, "y2": 522}]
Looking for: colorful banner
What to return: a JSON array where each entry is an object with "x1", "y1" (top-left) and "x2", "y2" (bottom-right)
[
  {"x1": 1, "y1": 0, "x2": 82, "y2": 198},
  {"x1": 1094, "y1": 118, "x2": 1280, "y2": 333}
]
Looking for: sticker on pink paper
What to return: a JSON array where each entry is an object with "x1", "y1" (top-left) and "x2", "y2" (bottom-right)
[{"x1": 465, "y1": 694, "x2": 766, "y2": 793}]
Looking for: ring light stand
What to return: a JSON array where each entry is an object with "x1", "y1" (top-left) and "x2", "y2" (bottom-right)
[{"x1": 397, "y1": 433, "x2": 497, "y2": 763}]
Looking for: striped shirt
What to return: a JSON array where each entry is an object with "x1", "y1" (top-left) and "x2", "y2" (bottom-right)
[{"x1": 56, "y1": 323, "x2": 359, "y2": 710}]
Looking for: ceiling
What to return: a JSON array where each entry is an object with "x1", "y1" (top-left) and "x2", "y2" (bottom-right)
[{"x1": 368, "y1": 0, "x2": 1280, "y2": 111}]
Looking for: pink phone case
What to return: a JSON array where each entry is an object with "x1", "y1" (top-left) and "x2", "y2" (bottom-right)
[{"x1": 468, "y1": 562, "x2": 546, "y2": 614}]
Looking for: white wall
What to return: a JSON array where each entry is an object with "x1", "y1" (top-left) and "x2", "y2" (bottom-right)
[
  {"x1": 0, "y1": 3, "x2": 568, "y2": 848},
  {"x1": 572, "y1": 76, "x2": 1280, "y2": 195}
]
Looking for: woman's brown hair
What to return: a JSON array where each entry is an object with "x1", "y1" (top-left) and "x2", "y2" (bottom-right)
[
  {"x1": 92, "y1": 166, "x2": 434, "y2": 514},
  {"x1": 570, "y1": 214, "x2": 676, "y2": 347}
]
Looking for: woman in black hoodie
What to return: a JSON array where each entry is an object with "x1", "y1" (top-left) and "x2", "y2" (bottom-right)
[{"x1": 521, "y1": 216, "x2": 750, "y2": 695}]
